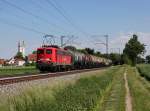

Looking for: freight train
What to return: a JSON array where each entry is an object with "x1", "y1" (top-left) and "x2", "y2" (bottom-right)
[{"x1": 36, "y1": 45, "x2": 112, "y2": 72}]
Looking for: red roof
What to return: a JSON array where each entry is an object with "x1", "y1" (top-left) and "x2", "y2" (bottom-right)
[
  {"x1": 28, "y1": 54, "x2": 37, "y2": 61},
  {"x1": 0, "y1": 59, "x2": 5, "y2": 65}
]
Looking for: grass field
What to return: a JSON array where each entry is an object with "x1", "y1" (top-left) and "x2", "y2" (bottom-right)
[
  {"x1": 137, "y1": 64, "x2": 150, "y2": 80},
  {"x1": 0, "y1": 65, "x2": 150, "y2": 111},
  {"x1": 127, "y1": 67, "x2": 150, "y2": 111},
  {"x1": 99, "y1": 66, "x2": 125, "y2": 111},
  {"x1": 0, "y1": 66, "x2": 121, "y2": 111},
  {"x1": 0, "y1": 66, "x2": 39, "y2": 76}
]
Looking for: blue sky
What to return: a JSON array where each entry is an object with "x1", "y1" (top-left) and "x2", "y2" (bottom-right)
[{"x1": 0, "y1": 0, "x2": 150, "y2": 59}]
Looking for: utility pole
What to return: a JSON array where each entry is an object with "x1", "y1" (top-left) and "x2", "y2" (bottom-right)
[
  {"x1": 110, "y1": 48, "x2": 121, "y2": 64},
  {"x1": 61, "y1": 36, "x2": 65, "y2": 47},
  {"x1": 118, "y1": 48, "x2": 121, "y2": 65},
  {"x1": 118, "y1": 48, "x2": 121, "y2": 55},
  {"x1": 110, "y1": 48, "x2": 120, "y2": 54},
  {"x1": 94, "y1": 34, "x2": 109, "y2": 58},
  {"x1": 104, "y1": 35, "x2": 109, "y2": 57}
]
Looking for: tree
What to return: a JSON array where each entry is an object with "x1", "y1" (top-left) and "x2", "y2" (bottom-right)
[
  {"x1": 94, "y1": 51, "x2": 102, "y2": 57},
  {"x1": 123, "y1": 34, "x2": 145, "y2": 66},
  {"x1": 77, "y1": 49, "x2": 88, "y2": 54},
  {"x1": 85, "y1": 48, "x2": 94, "y2": 54},
  {"x1": 15, "y1": 52, "x2": 24, "y2": 59},
  {"x1": 109, "y1": 53, "x2": 121, "y2": 65},
  {"x1": 64, "y1": 46, "x2": 76, "y2": 51},
  {"x1": 76, "y1": 48, "x2": 95, "y2": 55},
  {"x1": 146, "y1": 55, "x2": 150, "y2": 63}
]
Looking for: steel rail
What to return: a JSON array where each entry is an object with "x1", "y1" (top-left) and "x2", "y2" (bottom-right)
[{"x1": 0, "y1": 67, "x2": 107, "y2": 85}]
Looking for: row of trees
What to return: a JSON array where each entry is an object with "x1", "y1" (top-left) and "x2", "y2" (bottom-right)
[{"x1": 66, "y1": 34, "x2": 147, "y2": 66}]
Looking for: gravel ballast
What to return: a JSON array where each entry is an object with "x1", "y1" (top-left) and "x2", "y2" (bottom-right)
[{"x1": 0, "y1": 69, "x2": 105, "y2": 97}]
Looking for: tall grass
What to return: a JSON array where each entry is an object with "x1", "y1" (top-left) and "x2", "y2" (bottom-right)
[
  {"x1": 0, "y1": 66, "x2": 39, "y2": 76},
  {"x1": 99, "y1": 67, "x2": 125, "y2": 111},
  {"x1": 1, "y1": 67, "x2": 120, "y2": 111},
  {"x1": 137, "y1": 64, "x2": 150, "y2": 81},
  {"x1": 127, "y1": 67, "x2": 150, "y2": 111}
]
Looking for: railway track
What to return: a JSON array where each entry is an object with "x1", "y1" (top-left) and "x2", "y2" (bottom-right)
[{"x1": 0, "y1": 67, "x2": 107, "y2": 85}]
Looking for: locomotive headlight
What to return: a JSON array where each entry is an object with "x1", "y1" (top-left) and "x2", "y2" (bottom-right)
[
  {"x1": 45, "y1": 58, "x2": 49, "y2": 61},
  {"x1": 38, "y1": 59, "x2": 42, "y2": 61},
  {"x1": 45, "y1": 58, "x2": 51, "y2": 61}
]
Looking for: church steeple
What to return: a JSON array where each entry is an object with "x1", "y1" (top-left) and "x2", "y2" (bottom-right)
[{"x1": 18, "y1": 41, "x2": 25, "y2": 57}]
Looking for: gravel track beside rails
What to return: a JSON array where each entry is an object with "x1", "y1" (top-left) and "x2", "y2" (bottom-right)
[
  {"x1": 0, "y1": 68, "x2": 106, "y2": 85},
  {"x1": 0, "y1": 68, "x2": 106, "y2": 97}
]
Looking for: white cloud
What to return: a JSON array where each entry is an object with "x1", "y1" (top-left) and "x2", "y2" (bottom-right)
[{"x1": 109, "y1": 32, "x2": 150, "y2": 56}]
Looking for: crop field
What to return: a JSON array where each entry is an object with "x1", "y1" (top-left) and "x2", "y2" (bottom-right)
[
  {"x1": 0, "y1": 66, "x2": 39, "y2": 76},
  {"x1": 137, "y1": 64, "x2": 150, "y2": 81},
  {"x1": 0, "y1": 65, "x2": 150, "y2": 111}
]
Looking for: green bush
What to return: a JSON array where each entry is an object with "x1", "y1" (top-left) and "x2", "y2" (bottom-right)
[{"x1": 137, "y1": 64, "x2": 150, "y2": 81}]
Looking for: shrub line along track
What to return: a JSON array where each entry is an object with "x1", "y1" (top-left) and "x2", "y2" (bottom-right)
[{"x1": 0, "y1": 67, "x2": 107, "y2": 85}]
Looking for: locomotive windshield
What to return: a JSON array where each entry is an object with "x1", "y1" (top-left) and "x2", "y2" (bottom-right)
[
  {"x1": 37, "y1": 49, "x2": 44, "y2": 54},
  {"x1": 46, "y1": 49, "x2": 52, "y2": 54}
]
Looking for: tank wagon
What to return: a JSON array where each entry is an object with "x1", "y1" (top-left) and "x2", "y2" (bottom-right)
[{"x1": 36, "y1": 45, "x2": 111, "y2": 72}]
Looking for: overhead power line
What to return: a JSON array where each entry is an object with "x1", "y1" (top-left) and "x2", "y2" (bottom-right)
[
  {"x1": 30, "y1": 0, "x2": 72, "y2": 34},
  {"x1": 1, "y1": 0, "x2": 67, "y2": 33},
  {"x1": 30, "y1": 0, "x2": 65, "y2": 24},
  {"x1": 61, "y1": 35, "x2": 77, "y2": 47},
  {"x1": 0, "y1": 17, "x2": 48, "y2": 35},
  {"x1": 94, "y1": 35, "x2": 109, "y2": 56},
  {"x1": 45, "y1": 0, "x2": 90, "y2": 36}
]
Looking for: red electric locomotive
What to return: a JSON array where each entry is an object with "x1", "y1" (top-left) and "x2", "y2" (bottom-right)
[{"x1": 36, "y1": 45, "x2": 72, "y2": 71}]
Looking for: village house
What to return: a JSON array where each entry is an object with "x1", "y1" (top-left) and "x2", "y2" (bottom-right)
[
  {"x1": 5, "y1": 41, "x2": 26, "y2": 66},
  {"x1": 0, "y1": 59, "x2": 5, "y2": 67},
  {"x1": 6, "y1": 57, "x2": 25, "y2": 66},
  {"x1": 15, "y1": 58, "x2": 25, "y2": 66}
]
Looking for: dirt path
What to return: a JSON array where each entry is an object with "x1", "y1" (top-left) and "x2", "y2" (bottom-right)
[{"x1": 124, "y1": 71, "x2": 132, "y2": 111}]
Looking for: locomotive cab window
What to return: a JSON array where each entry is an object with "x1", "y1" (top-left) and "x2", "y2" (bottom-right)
[
  {"x1": 37, "y1": 49, "x2": 44, "y2": 54},
  {"x1": 46, "y1": 49, "x2": 52, "y2": 54}
]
